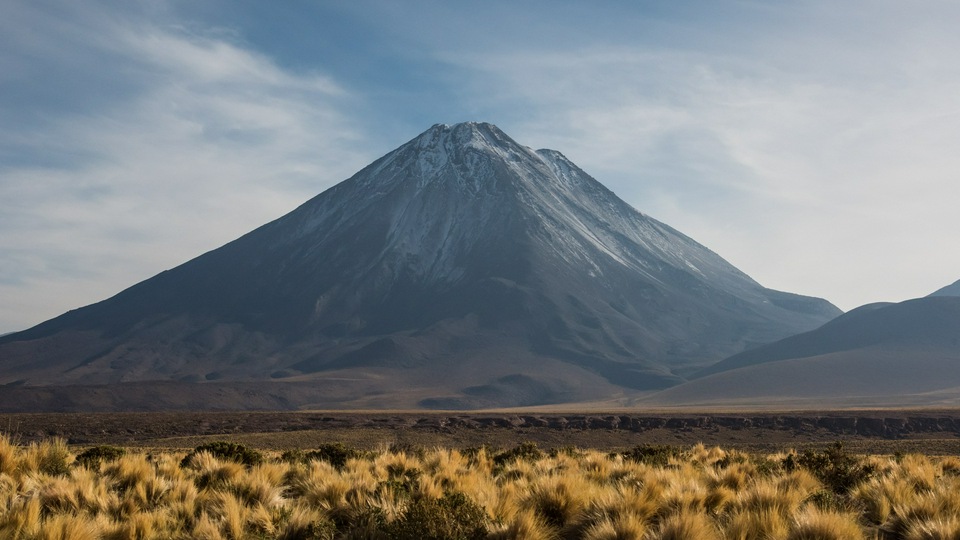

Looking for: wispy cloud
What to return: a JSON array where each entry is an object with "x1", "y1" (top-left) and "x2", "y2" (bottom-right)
[
  {"x1": 435, "y1": 4, "x2": 960, "y2": 308},
  {"x1": 0, "y1": 4, "x2": 373, "y2": 332}
]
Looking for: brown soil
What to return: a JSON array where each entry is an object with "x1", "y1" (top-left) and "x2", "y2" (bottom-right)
[{"x1": 3, "y1": 409, "x2": 960, "y2": 455}]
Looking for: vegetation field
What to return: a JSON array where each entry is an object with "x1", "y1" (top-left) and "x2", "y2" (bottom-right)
[{"x1": 4, "y1": 434, "x2": 960, "y2": 539}]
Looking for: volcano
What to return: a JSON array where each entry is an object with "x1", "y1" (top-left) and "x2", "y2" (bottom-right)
[{"x1": 0, "y1": 122, "x2": 839, "y2": 410}]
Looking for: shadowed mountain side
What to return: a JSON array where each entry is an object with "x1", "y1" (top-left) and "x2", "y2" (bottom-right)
[
  {"x1": 0, "y1": 122, "x2": 839, "y2": 410},
  {"x1": 931, "y1": 279, "x2": 960, "y2": 297},
  {"x1": 693, "y1": 296, "x2": 960, "y2": 379},
  {"x1": 647, "y1": 297, "x2": 960, "y2": 407},
  {"x1": 0, "y1": 350, "x2": 630, "y2": 412},
  {"x1": 643, "y1": 346, "x2": 960, "y2": 408}
]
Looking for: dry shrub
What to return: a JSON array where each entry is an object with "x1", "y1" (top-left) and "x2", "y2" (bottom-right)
[
  {"x1": 582, "y1": 513, "x2": 647, "y2": 540},
  {"x1": 789, "y1": 507, "x2": 864, "y2": 540},
  {"x1": 565, "y1": 484, "x2": 655, "y2": 539},
  {"x1": 904, "y1": 516, "x2": 960, "y2": 540},
  {"x1": 849, "y1": 478, "x2": 893, "y2": 525},
  {"x1": 710, "y1": 463, "x2": 752, "y2": 492},
  {"x1": 523, "y1": 475, "x2": 591, "y2": 529},
  {"x1": 899, "y1": 454, "x2": 938, "y2": 492},
  {"x1": 655, "y1": 511, "x2": 720, "y2": 540},
  {"x1": 939, "y1": 457, "x2": 960, "y2": 477},
  {"x1": 725, "y1": 508, "x2": 790, "y2": 540},
  {"x1": 278, "y1": 504, "x2": 334, "y2": 540},
  {"x1": 0, "y1": 495, "x2": 42, "y2": 539},
  {"x1": 19, "y1": 438, "x2": 72, "y2": 477},
  {"x1": 36, "y1": 512, "x2": 100, "y2": 540},
  {"x1": 0, "y1": 434, "x2": 18, "y2": 476},
  {"x1": 191, "y1": 512, "x2": 225, "y2": 540},
  {"x1": 736, "y1": 478, "x2": 803, "y2": 516},
  {"x1": 230, "y1": 462, "x2": 286, "y2": 508},
  {"x1": 490, "y1": 509, "x2": 557, "y2": 540}
]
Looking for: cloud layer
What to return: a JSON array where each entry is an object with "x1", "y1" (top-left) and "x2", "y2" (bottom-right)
[{"x1": 0, "y1": 4, "x2": 372, "y2": 332}]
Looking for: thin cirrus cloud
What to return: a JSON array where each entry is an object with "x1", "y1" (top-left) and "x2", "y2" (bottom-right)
[
  {"x1": 0, "y1": 5, "x2": 371, "y2": 333},
  {"x1": 434, "y1": 6, "x2": 960, "y2": 310}
]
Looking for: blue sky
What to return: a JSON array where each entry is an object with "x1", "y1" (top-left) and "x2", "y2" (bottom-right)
[{"x1": 3, "y1": 1, "x2": 960, "y2": 333}]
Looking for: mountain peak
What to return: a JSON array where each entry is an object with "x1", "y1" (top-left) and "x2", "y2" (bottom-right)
[
  {"x1": 0, "y1": 122, "x2": 841, "y2": 410},
  {"x1": 409, "y1": 122, "x2": 531, "y2": 164}
]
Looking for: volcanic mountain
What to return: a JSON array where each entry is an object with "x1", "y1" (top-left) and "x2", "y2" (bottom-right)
[{"x1": 0, "y1": 122, "x2": 839, "y2": 410}]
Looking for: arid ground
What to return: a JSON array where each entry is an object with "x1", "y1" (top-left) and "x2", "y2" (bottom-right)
[{"x1": 4, "y1": 409, "x2": 960, "y2": 455}]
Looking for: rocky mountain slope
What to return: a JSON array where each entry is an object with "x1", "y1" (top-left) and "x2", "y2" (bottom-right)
[
  {"x1": 648, "y1": 296, "x2": 960, "y2": 407},
  {"x1": 0, "y1": 122, "x2": 839, "y2": 410}
]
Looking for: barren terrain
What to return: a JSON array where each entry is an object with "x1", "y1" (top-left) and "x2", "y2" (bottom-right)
[{"x1": 4, "y1": 409, "x2": 960, "y2": 455}]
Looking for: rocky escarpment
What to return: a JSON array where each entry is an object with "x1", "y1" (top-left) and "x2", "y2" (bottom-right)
[{"x1": 5, "y1": 411, "x2": 960, "y2": 445}]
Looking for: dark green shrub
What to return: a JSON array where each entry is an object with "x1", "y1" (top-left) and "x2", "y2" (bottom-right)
[
  {"x1": 549, "y1": 446, "x2": 585, "y2": 459},
  {"x1": 75, "y1": 445, "x2": 126, "y2": 469},
  {"x1": 280, "y1": 449, "x2": 306, "y2": 463},
  {"x1": 180, "y1": 441, "x2": 263, "y2": 468},
  {"x1": 386, "y1": 492, "x2": 487, "y2": 540},
  {"x1": 796, "y1": 442, "x2": 874, "y2": 494},
  {"x1": 389, "y1": 441, "x2": 426, "y2": 459},
  {"x1": 301, "y1": 443, "x2": 361, "y2": 470},
  {"x1": 376, "y1": 469, "x2": 421, "y2": 499},
  {"x1": 622, "y1": 444, "x2": 680, "y2": 467},
  {"x1": 806, "y1": 489, "x2": 840, "y2": 511},
  {"x1": 493, "y1": 442, "x2": 543, "y2": 466}
]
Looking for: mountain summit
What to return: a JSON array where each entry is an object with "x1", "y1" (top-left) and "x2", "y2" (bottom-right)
[{"x1": 0, "y1": 122, "x2": 839, "y2": 410}]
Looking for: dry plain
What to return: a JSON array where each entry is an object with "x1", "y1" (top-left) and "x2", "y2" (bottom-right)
[{"x1": 4, "y1": 409, "x2": 960, "y2": 455}]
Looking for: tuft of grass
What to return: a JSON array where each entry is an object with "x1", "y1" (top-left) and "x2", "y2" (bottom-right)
[
  {"x1": 655, "y1": 511, "x2": 720, "y2": 540},
  {"x1": 20, "y1": 438, "x2": 72, "y2": 476},
  {"x1": 0, "y1": 434, "x2": 18, "y2": 476},
  {"x1": 904, "y1": 516, "x2": 960, "y2": 540},
  {"x1": 725, "y1": 508, "x2": 790, "y2": 540},
  {"x1": 789, "y1": 507, "x2": 864, "y2": 540},
  {"x1": 490, "y1": 509, "x2": 557, "y2": 540}
]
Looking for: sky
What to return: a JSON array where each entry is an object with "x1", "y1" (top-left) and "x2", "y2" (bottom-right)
[{"x1": 2, "y1": 1, "x2": 960, "y2": 334}]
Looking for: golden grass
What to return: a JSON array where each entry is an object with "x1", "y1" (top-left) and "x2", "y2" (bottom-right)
[{"x1": 5, "y1": 434, "x2": 960, "y2": 539}]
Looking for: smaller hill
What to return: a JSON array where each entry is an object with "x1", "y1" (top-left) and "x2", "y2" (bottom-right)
[
  {"x1": 646, "y1": 296, "x2": 960, "y2": 408},
  {"x1": 930, "y1": 279, "x2": 960, "y2": 297}
]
